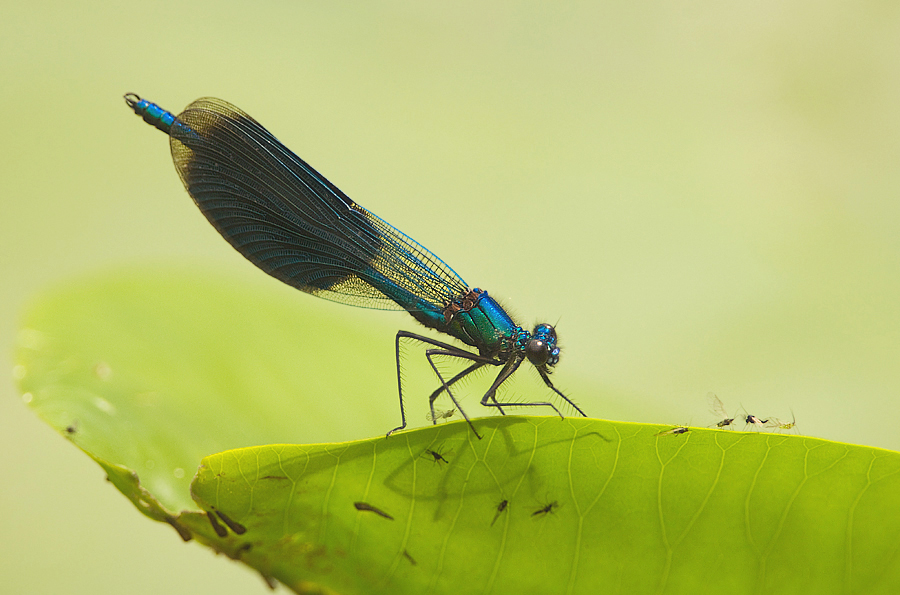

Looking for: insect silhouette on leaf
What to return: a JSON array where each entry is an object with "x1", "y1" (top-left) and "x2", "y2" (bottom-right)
[
  {"x1": 491, "y1": 499, "x2": 509, "y2": 526},
  {"x1": 532, "y1": 500, "x2": 559, "y2": 517},
  {"x1": 423, "y1": 447, "x2": 452, "y2": 468}
]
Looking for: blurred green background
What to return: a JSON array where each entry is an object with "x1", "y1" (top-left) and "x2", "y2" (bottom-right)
[{"x1": 2, "y1": 1, "x2": 899, "y2": 593}]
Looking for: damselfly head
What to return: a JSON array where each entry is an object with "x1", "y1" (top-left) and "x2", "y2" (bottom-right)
[{"x1": 526, "y1": 323, "x2": 560, "y2": 367}]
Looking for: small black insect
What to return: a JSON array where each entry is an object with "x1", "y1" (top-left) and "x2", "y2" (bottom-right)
[
  {"x1": 532, "y1": 501, "x2": 559, "y2": 517},
  {"x1": 707, "y1": 393, "x2": 735, "y2": 429},
  {"x1": 744, "y1": 414, "x2": 769, "y2": 429},
  {"x1": 424, "y1": 448, "x2": 450, "y2": 467}
]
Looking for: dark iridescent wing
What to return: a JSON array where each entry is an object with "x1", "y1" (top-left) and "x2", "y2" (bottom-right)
[{"x1": 167, "y1": 97, "x2": 469, "y2": 311}]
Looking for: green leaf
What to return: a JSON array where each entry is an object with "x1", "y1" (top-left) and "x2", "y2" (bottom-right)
[
  {"x1": 190, "y1": 420, "x2": 900, "y2": 595},
  {"x1": 14, "y1": 264, "x2": 399, "y2": 513},
  {"x1": 14, "y1": 267, "x2": 900, "y2": 594}
]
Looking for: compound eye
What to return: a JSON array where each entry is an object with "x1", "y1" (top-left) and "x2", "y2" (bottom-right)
[
  {"x1": 548, "y1": 346, "x2": 560, "y2": 366},
  {"x1": 533, "y1": 323, "x2": 556, "y2": 340},
  {"x1": 525, "y1": 337, "x2": 550, "y2": 367}
]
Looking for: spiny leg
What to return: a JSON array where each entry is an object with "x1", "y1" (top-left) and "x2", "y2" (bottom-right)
[
  {"x1": 479, "y1": 356, "x2": 564, "y2": 418},
  {"x1": 388, "y1": 332, "x2": 410, "y2": 437},
  {"x1": 426, "y1": 361, "x2": 481, "y2": 422},
  {"x1": 536, "y1": 367, "x2": 587, "y2": 417},
  {"x1": 424, "y1": 361, "x2": 510, "y2": 422},
  {"x1": 388, "y1": 331, "x2": 499, "y2": 438},
  {"x1": 424, "y1": 348, "x2": 491, "y2": 439}
]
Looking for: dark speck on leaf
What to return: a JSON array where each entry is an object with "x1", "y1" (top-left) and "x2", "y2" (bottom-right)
[
  {"x1": 354, "y1": 501, "x2": 394, "y2": 520},
  {"x1": 207, "y1": 511, "x2": 227, "y2": 537},
  {"x1": 215, "y1": 510, "x2": 247, "y2": 535}
]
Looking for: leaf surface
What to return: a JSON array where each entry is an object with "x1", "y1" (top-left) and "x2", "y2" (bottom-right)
[{"x1": 14, "y1": 267, "x2": 900, "y2": 594}]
